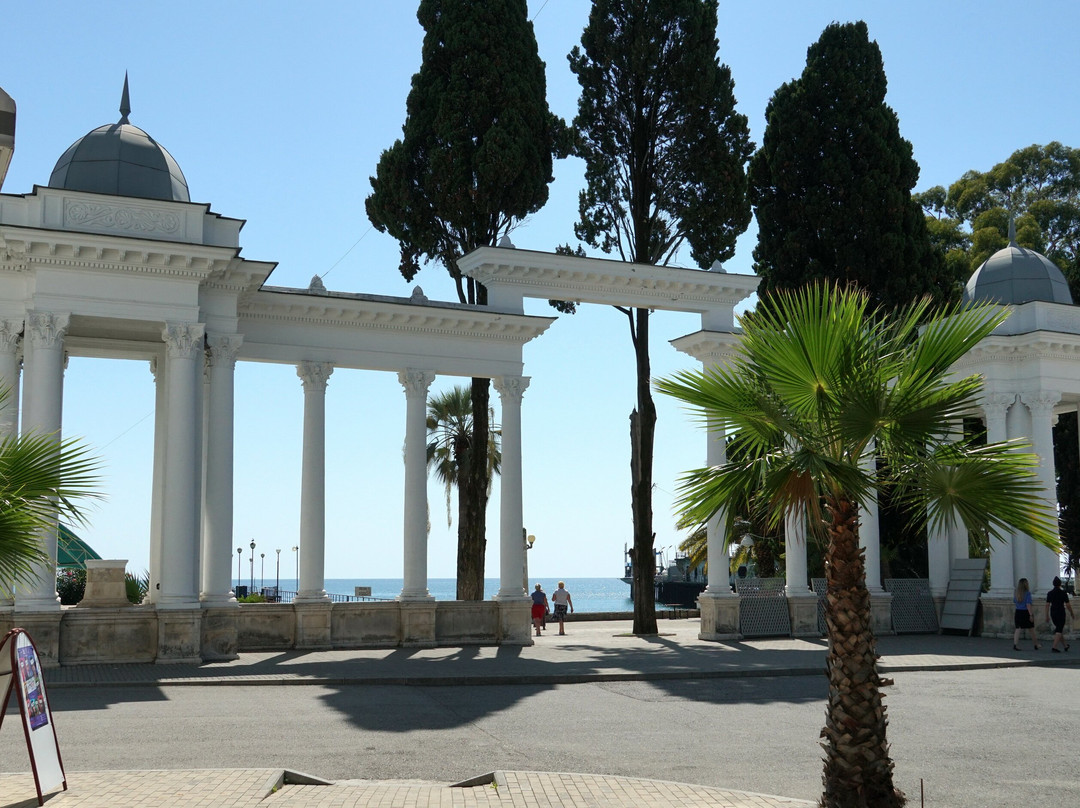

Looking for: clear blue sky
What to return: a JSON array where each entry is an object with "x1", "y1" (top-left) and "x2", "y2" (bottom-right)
[{"x1": 3, "y1": 1, "x2": 1078, "y2": 583}]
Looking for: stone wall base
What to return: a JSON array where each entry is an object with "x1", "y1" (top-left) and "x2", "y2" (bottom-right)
[
  {"x1": 870, "y1": 592, "x2": 894, "y2": 636},
  {"x1": 698, "y1": 593, "x2": 741, "y2": 641},
  {"x1": 156, "y1": 608, "x2": 202, "y2": 663},
  {"x1": 788, "y1": 594, "x2": 819, "y2": 637},
  {"x1": 10, "y1": 610, "x2": 62, "y2": 667},
  {"x1": 496, "y1": 598, "x2": 531, "y2": 646},
  {"x1": 200, "y1": 606, "x2": 239, "y2": 661},
  {"x1": 399, "y1": 600, "x2": 437, "y2": 647},
  {"x1": 295, "y1": 602, "x2": 332, "y2": 650},
  {"x1": 61, "y1": 607, "x2": 156, "y2": 664}
]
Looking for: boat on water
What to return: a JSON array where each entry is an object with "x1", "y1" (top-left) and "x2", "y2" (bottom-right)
[{"x1": 621, "y1": 544, "x2": 707, "y2": 607}]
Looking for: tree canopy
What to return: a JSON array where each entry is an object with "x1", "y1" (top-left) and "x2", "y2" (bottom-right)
[
  {"x1": 568, "y1": 0, "x2": 752, "y2": 634},
  {"x1": 366, "y1": 0, "x2": 564, "y2": 600},
  {"x1": 750, "y1": 21, "x2": 948, "y2": 309}
]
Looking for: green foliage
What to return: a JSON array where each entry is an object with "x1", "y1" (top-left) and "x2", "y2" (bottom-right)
[
  {"x1": 366, "y1": 0, "x2": 564, "y2": 298},
  {"x1": 56, "y1": 568, "x2": 86, "y2": 605},
  {"x1": 939, "y1": 142, "x2": 1080, "y2": 297},
  {"x1": 426, "y1": 385, "x2": 501, "y2": 527},
  {"x1": 569, "y1": 0, "x2": 752, "y2": 266},
  {"x1": 656, "y1": 284, "x2": 1059, "y2": 553},
  {"x1": 125, "y1": 570, "x2": 149, "y2": 604},
  {"x1": 0, "y1": 387, "x2": 103, "y2": 586},
  {"x1": 237, "y1": 593, "x2": 267, "y2": 603},
  {"x1": 750, "y1": 21, "x2": 950, "y2": 309}
]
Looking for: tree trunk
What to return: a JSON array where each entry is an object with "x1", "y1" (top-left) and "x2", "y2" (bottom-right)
[
  {"x1": 456, "y1": 376, "x2": 490, "y2": 601},
  {"x1": 820, "y1": 495, "x2": 904, "y2": 808},
  {"x1": 631, "y1": 307, "x2": 658, "y2": 635}
]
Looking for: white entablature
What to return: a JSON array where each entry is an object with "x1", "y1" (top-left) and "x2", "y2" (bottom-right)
[{"x1": 458, "y1": 245, "x2": 759, "y2": 331}]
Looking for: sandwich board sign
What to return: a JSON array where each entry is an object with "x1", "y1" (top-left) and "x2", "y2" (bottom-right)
[{"x1": 0, "y1": 628, "x2": 67, "y2": 805}]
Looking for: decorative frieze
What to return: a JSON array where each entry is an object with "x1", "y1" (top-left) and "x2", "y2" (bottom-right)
[{"x1": 65, "y1": 199, "x2": 182, "y2": 237}]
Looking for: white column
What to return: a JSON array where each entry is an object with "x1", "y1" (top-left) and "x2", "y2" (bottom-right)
[
  {"x1": 147, "y1": 356, "x2": 166, "y2": 603},
  {"x1": 859, "y1": 443, "x2": 882, "y2": 593},
  {"x1": 702, "y1": 419, "x2": 730, "y2": 596},
  {"x1": 398, "y1": 368, "x2": 435, "y2": 601},
  {"x1": 0, "y1": 319, "x2": 21, "y2": 607},
  {"x1": 784, "y1": 505, "x2": 810, "y2": 595},
  {"x1": 200, "y1": 334, "x2": 242, "y2": 606},
  {"x1": 494, "y1": 375, "x2": 529, "y2": 600},
  {"x1": 984, "y1": 394, "x2": 1015, "y2": 597},
  {"x1": 295, "y1": 361, "x2": 333, "y2": 603},
  {"x1": 1007, "y1": 397, "x2": 1035, "y2": 583},
  {"x1": 157, "y1": 322, "x2": 205, "y2": 609},
  {"x1": 1022, "y1": 391, "x2": 1062, "y2": 590},
  {"x1": 17, "y1": 312, "x2": 68, "y2": 610}
]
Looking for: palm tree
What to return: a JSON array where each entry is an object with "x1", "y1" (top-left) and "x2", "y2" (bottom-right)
[
  {"x1": 656, "y1": 285, "x2": 1057, "y2": 808},
  {"x1": 0, "y1": 389, "x2": 102, "y2": 587},
  {"x1": 426, "y1": 385, "x2": 501, "y2": 600}
]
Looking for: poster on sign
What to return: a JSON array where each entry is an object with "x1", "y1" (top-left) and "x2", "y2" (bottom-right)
[{"x1": 0, "y1": 628, "x2": 67, "y2": 806}]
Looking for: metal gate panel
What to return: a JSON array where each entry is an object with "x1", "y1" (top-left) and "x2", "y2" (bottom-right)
[
  {"x1": 812, "y1": 577, "x2": 828, "y2": 635},
  {"x1": 736, "y1": 577, "x2": 792, "y2": 637},
  {"x1": 884, "y1": 578, "x2": 939, "y2": 633}
]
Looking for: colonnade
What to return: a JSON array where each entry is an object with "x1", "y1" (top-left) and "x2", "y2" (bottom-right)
[{"x1": 0, "y1": 311, "x2": 535, "y2": 616}]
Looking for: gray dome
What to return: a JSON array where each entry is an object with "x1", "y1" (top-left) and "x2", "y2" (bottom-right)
[
  {"x1": 965, "y1": 232, "x2": 1073, "y2": 306},
  {"x1": 48, "y1": 77, "x2": 189, "y2": 203}
]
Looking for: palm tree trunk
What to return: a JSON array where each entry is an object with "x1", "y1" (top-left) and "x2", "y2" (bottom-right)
[{"x1": 820, "y1": 495, "x2": 904, "y2": 808}]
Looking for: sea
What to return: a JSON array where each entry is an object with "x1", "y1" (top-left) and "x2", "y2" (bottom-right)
[{"x1": 238, "y1": 576, "x2": 681, "y2": 613}]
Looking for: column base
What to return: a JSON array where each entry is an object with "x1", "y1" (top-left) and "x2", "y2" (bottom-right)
[
  {"x1": 200, "y1": 593, "x2": 239, "y2": 608},
  {"x1": 399, "y1": 600, "x2": 437, "y2": 647},
  {"x1": 869, "y1": 591, "x2": 894, "y2": 636},
  {"x1": 10, "y1": 610, "x2": 62, "y2": 667},
  {"x1": 978, "y1": 596, "x2": 1015, "y2": 639},
  {"x1": 200, "y1": 606, "x2": 240, "y2": 660},
  {"x1": 496, "y1": 598, "x2": 532, "y2": 646},
  {"x1": 294, "y1": 589, "x2": 331, "y2": 604},
  {"x1": 156, "y1": 608, "x2": 202, "y2": 663},
  {"x1": 295, "y1": 601, "x2": 333, "y2": 649},
  {"x1": 698, "y1": 592, "x2": 741, "y2": 641},
  {"x1": 787, "y1": 592, "x2": 819, "y2": 637}
]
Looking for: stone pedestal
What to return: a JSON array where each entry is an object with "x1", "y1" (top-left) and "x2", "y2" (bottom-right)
[
  {"x1": 399, "y1": 600, "x2": 437, "y2": 647},
  {"x1": 496, "y1": 598, "x2": 532, "y2": 646},
  {"x1": 698, "y1": 593, "x2": 741, "y2": 641},
  {"x1": 200, "y1": 606, "x2": 239, "y2": 660},
  {"x1": 788, "y1": 593, "x2": 819, "y2": 637},
  {"x1": 80, "y1": 559, "x2": 131, "y2": 607},
  {"x1": 979, "y1": 596, "x2": 1016, "y2": 639},
  {"x1": 9, "y1": 611, "x2": 62, "y2": 667},
  {"x1": 156, "y1": 608, "x2": 202, "y2": 663},
  {"x1": 295, "y1": 601, "x2": 332, "y2": 650},
  {"x1": 870, "y1": 592, "x2": 894, "y2": 636}
]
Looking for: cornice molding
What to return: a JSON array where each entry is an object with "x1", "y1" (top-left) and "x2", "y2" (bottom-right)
[
  {"x1": 242, "y1": 291, "x2": 553, "y2": 343},
  {"x1": 953, "y1": 332, "x2": 1080, "y2": 370}
]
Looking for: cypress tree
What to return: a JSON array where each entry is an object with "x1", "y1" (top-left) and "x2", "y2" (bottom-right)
[
  {"x1": 569, "y1": 0, "x2": 752, "y2": 634},
  {"x1": 750, "y1": 21, "x2": 947, "y2": 309},
  {"x1": 366, "y1": 0, "x2": 564, "y2": 600}
]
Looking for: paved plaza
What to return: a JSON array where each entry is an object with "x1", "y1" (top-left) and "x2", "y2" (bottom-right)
[{"x1": 2, "y1": 618, "x2": 1077, "y2": 807}]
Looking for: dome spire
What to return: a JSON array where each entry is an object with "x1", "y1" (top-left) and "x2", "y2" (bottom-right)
[
  {"x1": 1008, "y1": 216, "x2": 1017, "y2": 247},
  {"x1": 119, "y1": 72, "x2": 131, "y2": 124}
]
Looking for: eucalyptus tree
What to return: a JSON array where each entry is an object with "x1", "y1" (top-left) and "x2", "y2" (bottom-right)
[
  {"x1": 366, "y1": 0, "x2": 564, "y2": 599},
  {"x1": 657, "y1": 285, "x2": 1058, "y2": 807},
  {"x1": 568, "y1": 0, "x2": 752, "y2": 633}
]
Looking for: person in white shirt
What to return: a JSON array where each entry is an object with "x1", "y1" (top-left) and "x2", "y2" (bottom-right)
[{"x1": 551, "y1": 581, "x2": 574, "y2": 635}]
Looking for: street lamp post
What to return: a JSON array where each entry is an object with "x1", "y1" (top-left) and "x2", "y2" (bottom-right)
[
  {"x1": 275, "y1": 548, "x2": 281, "y2": 592},
  {"x1": 523, "y1": 531, "x2": 536, "y2": 591},
  {"x1": 291, "y1": 545, "x2": 299, "y2": 591},
  {"x1": 260, "y1": 553, "x2": 265, "y2": 590},
  {"x1": 236, "y1": 547, "x2": 242, "y2": 592},
  {"x1": 249, "y1": 539, "x2": 256, "y2": 593}
]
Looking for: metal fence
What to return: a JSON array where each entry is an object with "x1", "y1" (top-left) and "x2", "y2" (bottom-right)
[
  {"x1": 884, "y1": 578, "x2": 938, "y2": 633},
  {"x1": 735, "y1": 577, "x2": 792, "y2": 637}
]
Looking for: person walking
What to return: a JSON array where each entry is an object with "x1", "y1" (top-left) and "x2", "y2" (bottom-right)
[
  {"x1": 530, "y1": 583, "x2": 548, "y2": 637},
  {"x1": 551, "y1": 581, "x2": 573, "y2": 635},
  {"x1": 1044, "y1": 576, "x2": 1074, "y2": 653},
  {"x1": 1013, "y1": 577, "x2": 1040, "y2": 651}
]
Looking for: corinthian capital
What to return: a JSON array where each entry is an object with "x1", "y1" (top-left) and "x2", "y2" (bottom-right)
[
  {"x1": 1021, "y1": 390, "x2": 1061, "y2": 418},
  {"x1": 206, "y1": 333, "x2": 244, "y2": 369},
  {"x1": 162, "y1": 322, "x2": 206, "y2": 360},
  {"x1": 297, "y1": 360, "x2": 333, "y2": 392},
  {"x1": 398, "y1": 368, "x2": 435, "y2": 400},
  {"x1": 26, "y1": 311, "x2": 69, "y2": 349},
  {"x1": 493, "y1": 375, "x2": 530, "y2": 403}
]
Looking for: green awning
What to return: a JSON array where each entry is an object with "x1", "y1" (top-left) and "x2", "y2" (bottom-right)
[{"x1": 57, "y1": 524, "x2": 101, "y2": 569}]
